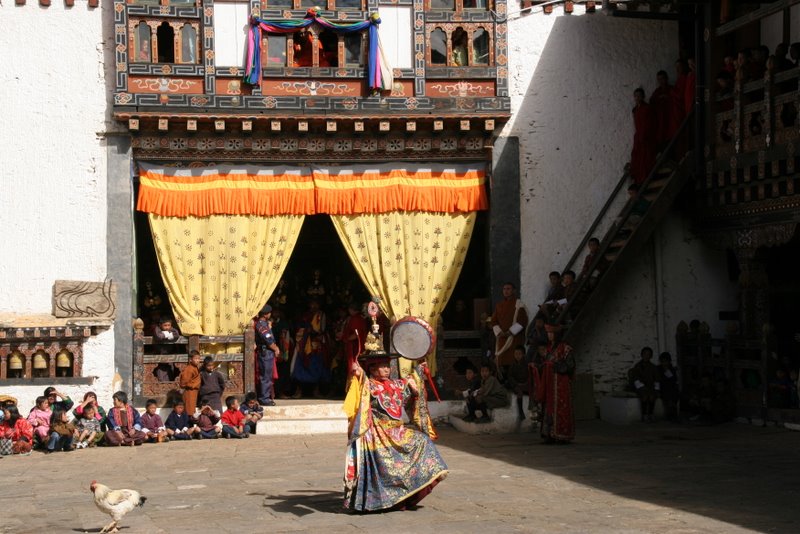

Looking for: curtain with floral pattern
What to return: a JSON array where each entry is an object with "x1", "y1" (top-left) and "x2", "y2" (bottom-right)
[
  {"x1": 331, "y1": 210, "x2": 476, "y2": 375},
  {"x1": 149, "y1": 213, "x2": 304, "y2": 335}
]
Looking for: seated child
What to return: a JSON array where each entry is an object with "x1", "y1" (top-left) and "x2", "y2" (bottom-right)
[
  {"x1": 140, "y1": 399, "x2": 168, "y2": 443},
  {"x1": 455, "y1": 365, "x2": 481, "y2": 399},
  {"x1": 27, "y1": 396, "x2": 52, "y2": 447},
  {"x1": 465, "y1": 364, "x2": 509, "y2": 423},
  {"x1": 75, "y1": 404, "x2": 103, "y2": 449},
  {"x1": 196, "y1": 405, "x2": 221, "y2": 439},
  {"x1": 105, "y1": 391, "x2": 147, "y2": 446},
  {"x1": 73, "y1": 392, "x2": 107, "y2": 446},
  {"x1": 0, "y1": 404, "x2": 33, "y2": 455},
  {"x1": 165, "y1": 401, "x2": 200, "y2": 440},
  {"x1": 47, "y1": 409, "x2": 76, "y2": 453},
  {"x1": 221, "y1": 396, "x2": 249, "y2": 439},
  {"x1": 505, "y1": 346, "x2": 530, "y2": 420},
  {"x1": 239, "y1": 392, "x2": 263, "y2": 435}
]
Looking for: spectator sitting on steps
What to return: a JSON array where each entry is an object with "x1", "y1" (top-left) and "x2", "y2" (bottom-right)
[{"x1": 463, "y1": 364, "x2": 509, "y2": 424}]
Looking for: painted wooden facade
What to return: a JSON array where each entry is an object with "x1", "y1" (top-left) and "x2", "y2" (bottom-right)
[{"x1": 113, "y1": 0, "x2": 511, "y2": 162}]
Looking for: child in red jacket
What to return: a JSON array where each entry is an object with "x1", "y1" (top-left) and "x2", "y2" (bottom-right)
[{"x1": 220, "y1": 396, "x2": 249, "y2": 439}]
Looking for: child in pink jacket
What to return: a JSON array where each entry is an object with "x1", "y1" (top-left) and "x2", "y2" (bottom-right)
[{"x1": 27, "y1": 396, "x2": 52, "y2": 445}]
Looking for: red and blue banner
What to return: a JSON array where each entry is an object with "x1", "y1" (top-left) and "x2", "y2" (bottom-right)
[{"x1": 244, "y1": 7, "x2": 393, "y2": 92}]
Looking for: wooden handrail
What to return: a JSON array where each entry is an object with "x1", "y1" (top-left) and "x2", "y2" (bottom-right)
[
  {"x1": 555, "y1": 109, "x2": 695, "y2": 331},
  {"x1": 561, "y1": 168, "x2": 630, "y2": 276}
]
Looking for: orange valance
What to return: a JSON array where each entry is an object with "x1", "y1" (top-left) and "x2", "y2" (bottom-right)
[
  {"x1": 137, "y1": 164, "x2": 317, "y2": 217},
  {"x1": 137, "y1": 163, "x2": 488, "y2": 216},
  {"x1": 314, "y1": 165, "x2": 488, "y2": 215}
]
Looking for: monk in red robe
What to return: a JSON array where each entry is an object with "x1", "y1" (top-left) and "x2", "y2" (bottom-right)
[
  {"x1": 293, "y1": 31, "x2": 318, "y2": 67},
  {"x1": 650, "y1": 70, "x2": 674, "y2": 152},
  {"x1": 684, "y1": 57, "x2": 696, "y2": 115},
  {"x1": 533, "y1": 324, "x2": 575, "y2": 444},
  {"x1": 490, "y1": 283, "x2": 528, "y2": 372},
  {"x1": 630, "y1": 88, "x2": 655, "y2": 184}
]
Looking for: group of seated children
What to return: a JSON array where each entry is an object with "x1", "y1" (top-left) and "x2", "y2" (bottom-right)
[
  {"x1": 456, "y1": 345, "x2": 538, "y2": 424},
  {"x1": 0, "y1": 386, "x2": 265, "y2": 456}
]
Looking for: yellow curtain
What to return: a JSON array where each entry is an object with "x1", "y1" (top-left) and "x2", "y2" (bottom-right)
[
  {"x1": 149, "y1": 213, "x2": 304, "y2": 335},
  {"x1": 331, "y1": 210, "x2": 476, "y2": 376}
]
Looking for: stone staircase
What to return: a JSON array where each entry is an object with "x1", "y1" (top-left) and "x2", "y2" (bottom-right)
[
  {"x1": 256, "y1": 399, "x2": 347, "y2": 436},
  {"x1": 256, "y1": 398, "x2": 464, "y2": 436}
]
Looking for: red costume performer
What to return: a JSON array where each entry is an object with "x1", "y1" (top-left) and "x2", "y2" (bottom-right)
[
  {"x1": 533, "y1": 325, "x2": 575, "y2": 443},
  {"x1": 342, "y1": 306, "x2": 367, "y2": 375}
]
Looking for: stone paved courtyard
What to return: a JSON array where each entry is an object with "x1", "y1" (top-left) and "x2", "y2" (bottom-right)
[{"x1": 1, "y1": 420, "x2": 798, "y2": 534}]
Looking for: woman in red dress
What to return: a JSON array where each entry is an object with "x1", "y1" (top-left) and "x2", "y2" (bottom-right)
[
  {"x1": 533, "y1": 324, "x2": 575, "y2": 444},
  {"x1": 630, "y1": 87, "x2": 655, "y2": 184}
]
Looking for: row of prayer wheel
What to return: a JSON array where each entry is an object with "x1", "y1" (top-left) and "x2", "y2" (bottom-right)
[{"x1": 5, "y1": 349, "x2": 74, "y2": 378}]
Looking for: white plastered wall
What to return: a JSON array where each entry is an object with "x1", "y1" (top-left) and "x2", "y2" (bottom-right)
[
  {"x1": 0, "y1": 4, "x2": 116, "y2": 409},
  {"x1": 504, "y1": 6, "x2": 738, "y2": 397}
]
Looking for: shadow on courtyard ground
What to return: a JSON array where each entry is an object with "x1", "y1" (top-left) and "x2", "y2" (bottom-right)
[{"x1": 435, "y1": 419, "x2": 799, "y2": 533}]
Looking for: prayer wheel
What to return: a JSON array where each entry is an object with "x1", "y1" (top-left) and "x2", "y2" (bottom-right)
[
  {"x1": 32, "y1": 350, "x2": 48, "y2": 370},
  {"x1": 8, "y1": 351, "x2": 23, "y2": 370},
  {"x1": 56, "y1": 349, "x2": 72, "y2": 369}
]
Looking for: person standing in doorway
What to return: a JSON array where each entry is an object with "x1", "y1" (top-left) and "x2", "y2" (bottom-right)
[{"x1": 255, "y1": 305, "x2": 280, "y2": 407}]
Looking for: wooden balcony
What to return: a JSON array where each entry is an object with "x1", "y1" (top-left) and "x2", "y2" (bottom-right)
[{"x1": 697, "y1": 67, "x2": 800, "y2": 230}]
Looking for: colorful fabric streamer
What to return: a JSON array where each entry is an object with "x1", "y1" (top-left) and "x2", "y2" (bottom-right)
[{"x1": 244, "y1": 7, "x2": 393, "y2": 92}]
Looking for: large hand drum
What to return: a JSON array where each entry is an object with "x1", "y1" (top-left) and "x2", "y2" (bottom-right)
[{"x1": 391, "y1": 316, "x2": 435, "y2": 360}]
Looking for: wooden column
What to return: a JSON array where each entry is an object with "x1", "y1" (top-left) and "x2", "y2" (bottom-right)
[
  {"x1": 733, "y1": 247, "x2": 769, "y2": 339},
  {"x1": 133, "y1": 318, "x2": 145, "y2": 400}
]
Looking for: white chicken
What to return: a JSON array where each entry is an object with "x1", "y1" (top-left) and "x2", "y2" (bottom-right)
[{"x1": 89, "y1": 480, "x2": 148, "y2": 533}]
